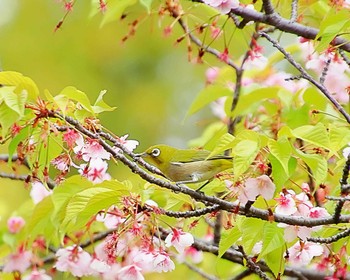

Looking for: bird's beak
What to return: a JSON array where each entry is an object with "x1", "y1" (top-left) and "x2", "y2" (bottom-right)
[{"x1": 134, "y1": 152, "x2": 145, "y2": 158}]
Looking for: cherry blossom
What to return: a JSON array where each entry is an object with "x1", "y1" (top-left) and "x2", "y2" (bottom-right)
[
  {"x1": 54, "y1": 246, "x2": 93, "y2": 277},
  {"x1": 288, "y1": 241, "x2": 323, "y2": 266},
  {"x1": 79, "y1": 139, "x2": 111, "y2": 162},
  {"x1": 63, "y1": 129, "x2": 81, "y2": 149},
  {"x1": 203, "y1": 0, "x2": 239, "y2": 14},
  {"x1": 51, "y1": 153, "x2": 71, "y2": 171},
  {"x1": 342, "y1": 143, "x2": 350, "y2": 159},
  {"x1": 90, "y1": 258, "x2": 111, "y2": 275},
  {"x1": 278, "y1": 223, "x2": 313, "y2": 242},
  {"x1": 96, "y1": 206, "x2": 126, "y2": 229},
  {"x1": 79, "y1": 158, "x2": 110, "y2": 183},
  {"x1": 132, "y1": 249, "x2": 155, "y2": 273},
  {"x1": 244, "y1": 175, "x2": 276, "y2": 201},
  {"x1": 22, "y1": 269, "x2": 52, "y2": 280},
  {"x1": 117, "y1": 264, "x2": 144, "y2": 280},
  {"x1": 113, "y1": 134, "x2": 139, "y2": 153},
  {"x1": 3, "y1": 249, "x2": 32, "y2": 273},
  {"x1": 30, "y1": 181, "x2": 52, "y2": 204},
  {"x1": 205, "y1": 67, "x2": 220, "y2": 84},
  {"x1": 275, "y1": 191, "x2": 297, "y2": 215},
  {"x1": 165, "y1": 228, "x2": 194, "y2": 253},
  {"x1": 152, "y1": 251, "x2": 175, "y2": 273},
  {"x1": 7, "y1": 216, "x2": 25, "y2": 234},
  {"x1": 102, "y1": 263, "x2": 122, "y2": 280},
  {"x1": 176, "y1": 246, "x2": 203, "y2": 264}
]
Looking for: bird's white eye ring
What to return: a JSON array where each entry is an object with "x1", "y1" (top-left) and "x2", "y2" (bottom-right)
[{"x1": 151, "y1": 148, "x2": 161, "y2": 157}]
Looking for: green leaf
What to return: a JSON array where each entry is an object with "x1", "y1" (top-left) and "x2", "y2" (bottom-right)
[
  {"x1": 100, "y1": 0, "x2": 137, "y2": 26},
  {"x1": 139, "y1": 0, "x2": 153, "y2": 13},
  {"x1": 186, "y1": 85, "x2": 232, "y2": 117},
  {"x1": 316, "y1": 9, "x2": 350, "y2": 52},
  {"x1": 292, "y1": 123, "x2": 332, "y2": 152},
  {"x1": 269, "y1": 154, "x2": 296, "y2": 190},
  {"x1": 259, "y1": 223, "x2": 285, "y2": 258},
  {"x1": 51, "y1": 176, "x2": 90, "y2": 224},
  {"x1": 241, "y1": 218, "x2": 265, "y2": 254},
  {"x1": 229, "y1": 87, "x2": 280, "y2": 118},
  {"x1": 329, "y1": 125, "x2": 350, "y2": 154},
  {"x1": 62, "y1": 180, "x2": 129, "y2": 231},
  {"x1": 0, "y1": 71, "x2": 39, "y2": 101},
  {"x1": 27, "y1": 196, "x2": 56, "y2": 239},
  {"x1": 0, "y1": 102, "x2": 19, "y2": 137},
  {"x1": 8, "y1": 126, "x2": 31, "y2": 165},
  {"x1": 58, "y1": 86, "x2": 94, "y2": 114},
  {"x1": 268, "y1": 137, "x2": 292, "y2": 176},
  {"x1": 207, "y1": 133, "x2": 235, "y2": 158},
  {"x1": 294, "y1": 149, "x2": 327, "y2": 185},
  {"x1": 0, "y1": 86, "x2": 27, "y2": 116},
  {"x1": 92, "y1": 90, "x2": 117, "y2": 114},
  {"x1": 264, "y1": 246, "x2": 285, "y2": 277},
  {"x1": 218, "y1": 226, "x2": 241, "y2": 258}
]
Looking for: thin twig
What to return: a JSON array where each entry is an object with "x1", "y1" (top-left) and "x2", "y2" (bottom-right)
[
  {"x1": 183, "y1": 261, "x2": 219, "y2": 280},
  {"x1": 290, "y1": 0, "x2": 298, "y2": 22},
  {"x1": 262, "y1": 0, "x2": 275, "y2": 15},
  {"x1": 238, "y1": 245, "x2": 271, "y2": 280},
  {"x1": 307, "y1": 227, "x2": 350, "y2": 244},
  {"x1": 320, "y1": 58, "x2": 331, "y2": 85},
  {"x1": 162, "y1": 205, "x2": 220, "y2": 218}
]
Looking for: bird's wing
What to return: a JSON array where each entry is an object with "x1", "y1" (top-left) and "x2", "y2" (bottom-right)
[{"x1": 173, "y1": 149, "x2": 232, "y2": 163}]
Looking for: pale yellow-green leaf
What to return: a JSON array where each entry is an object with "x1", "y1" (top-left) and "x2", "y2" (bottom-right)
[
  {"x1": 92, "y1": 90, "x2": 117, "y2": 114},
  {"x1": 0, "y1": 71, "x2": 39, "y2": 101},
  {"x1": 207, "y1": 133, "x2": 235, "y2": 159}
]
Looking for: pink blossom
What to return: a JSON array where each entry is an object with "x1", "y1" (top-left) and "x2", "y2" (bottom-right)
[
  {"x1": 90, "y1": 258, "x2": 111, "y2": 275},
  {"x1": 218, "y1": 47, "x2": 230, "y2": 63},
  {"x1": 63, "y1": 129, "x2": 81, "y2": 149},
  {"x1": 263, "y1": 71, "x2": 308, "y2": 93},
  {"x1": 79, "y1": 158, "x2": 110, "y2": 183},
  {"x1": 7, "y1": 216, "x2": 25, "y2": 234},
  {"x1": 203, "y1": 0, "x2": 239, "y2": 14},
  {"x1": 288, "y1": 241, "x2": 323, "y2": 265},
  {"x1": 3, "y1": 249, "x2": 32, "y2": 273},
  {"x1": 205, "y1": 67, "x2": 220, "y2": 84},
  {"x1": 23, "y1": 269, "x2": 52, "y2": 280},
  {"x1": 294, "y1": 192, "x2": 313, "y2": 216},
  {"x1": 51, "y1": 153, "x2": 71, "y2": 171},
  {"x1": 30, "y1": 181, "x2": 52, "y2": 204},
  {"x1": 211, "y1": 97, "x2": 227, "y2": 120},
  {"x1": 275, "y1": 191, "x2": 297, "y2": 215},
  {"x1": 102, "y1": 263, "x2": 122, "y2": 280},
  {"x1": 152, "y1": 251, "x2": 175, "y2": 272},
  {"x1": 244, "y1": 175, "x2": 276, "y2": 201},
  {"x1": 176, "y1": 246, "x2": 203, "y2": 264},
  {"x1": 278, "y1": 223, "x2": 312, "y2": 242},
  {"x1": 165, "y1": 229, "x2": 194, "y2": 253},
  {"x1": 343, "y1": 144, "x2": 350, "y2": 159},
  {"x1": 114, "y1": 134, "x2": 139, "y2": 153},
  {"x1": 54, "y1": 246, "x2": 93, "y2": 277},
  {"x1": 132, "y1": 249, "x2": 155, "y2": 273},
  {"x1": 308, "y1": 207, "x2": 330, "y2": 219},
  {"x1": 81, "y1": 139, "x2": 111, "y2": 161},
  {"x1": 96, "y1": 206, "x2": 125, "y2": 229},
  {"x1": 117, "y1": 264, "x2": 144, "y2": 280}
]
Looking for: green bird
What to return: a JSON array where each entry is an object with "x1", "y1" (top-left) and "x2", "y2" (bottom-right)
[{"x1": 137, "y1": 144, "x2": 232, "y2": 185}]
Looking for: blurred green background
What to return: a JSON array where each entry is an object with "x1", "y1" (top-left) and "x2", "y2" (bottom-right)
[{"x1": 0, "y1": 0, "x2": 213, "y2": 219}]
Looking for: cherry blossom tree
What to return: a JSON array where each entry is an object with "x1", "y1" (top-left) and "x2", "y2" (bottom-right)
[{"x1": 1, "y1": 0, "x2": 350, "y2": 279}]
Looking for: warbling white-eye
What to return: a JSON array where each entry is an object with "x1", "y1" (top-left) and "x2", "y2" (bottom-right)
[{"x1": 136, "y1": 144, "x2": 232, "y2": 185}]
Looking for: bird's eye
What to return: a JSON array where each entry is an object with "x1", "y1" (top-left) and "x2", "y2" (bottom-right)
[{"x1": 151, "y1": 148, "x2": 161, "y2": 157}]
